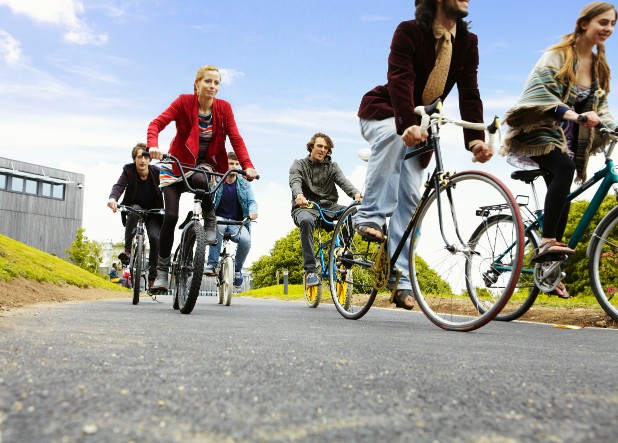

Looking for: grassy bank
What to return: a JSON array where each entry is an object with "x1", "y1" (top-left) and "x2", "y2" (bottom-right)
[{"x1": 0, "y1": 234, "x2": 123, "y2": 290}]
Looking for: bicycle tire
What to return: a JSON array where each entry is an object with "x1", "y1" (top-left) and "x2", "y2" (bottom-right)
[
  {"x1": 170, "y1": 244, "x2": 181, "y2": 310},
  {"x1": 409, "y1": 170, "x2": 524, "y2": 331},
  {"x1": 130, "y1": 234, "x2": 143, "y2": 305},
  {"x1": 588, "y1": 205, "x2": 618, "y2": 321},
  {"x1": 303, "y1": 263, "x2": 322, "y2": 308},
  {"x1": 466, "y1": 214, "x2": 541, "y2": 322},
  {"x1": 219, "y1": 256, "x2": 234, "y2": 306},
  {"x1": 176, "y1": 223, "x2": 207, "y2": 314},
  {"x1": 328, "y1": 203, "x2": 378, "y2": 320}
]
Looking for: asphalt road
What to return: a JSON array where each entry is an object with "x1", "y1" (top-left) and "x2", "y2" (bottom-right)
[{"x1": 1, "y1": 295, "x2": 617, "y2": 443}]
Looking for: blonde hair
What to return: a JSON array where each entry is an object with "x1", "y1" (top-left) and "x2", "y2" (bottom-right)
[
  {"x1": 550, "y1": 2, "x2": 616, "y2": 92},
  {"x1": 194, "y1": 65, "x2": 221, "y2": 94}
]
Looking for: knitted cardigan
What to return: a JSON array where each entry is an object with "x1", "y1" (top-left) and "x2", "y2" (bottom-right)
[{"x1": 501, "y1": 49, "x2": 616, "y2": 182}]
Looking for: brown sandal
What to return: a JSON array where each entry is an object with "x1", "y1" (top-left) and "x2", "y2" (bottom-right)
[
  {"x1": 393, "y1": 289, "x2": 415, "y2": 310},
  {"x1": 549, "y1": 282, "x2": 570, "y2": 299},
  {"x1": 530, "y1": 241, "x2": 574, "y2": 263}
]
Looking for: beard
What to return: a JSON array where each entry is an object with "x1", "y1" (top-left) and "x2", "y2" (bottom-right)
[{"x1": 443, "y1": 0, "x2": 469, "y2": 20}]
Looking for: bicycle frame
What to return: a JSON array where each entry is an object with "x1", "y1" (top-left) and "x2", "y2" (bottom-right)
[{"x1": 307, "y1": 201, "x2": 348, "y2": 280}]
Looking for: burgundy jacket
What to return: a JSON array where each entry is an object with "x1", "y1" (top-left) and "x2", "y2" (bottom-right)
[
  {"x1": 147, "y1": 95, "x2": 255, "y2": 175},
  {"x1": 358, "y1": 19, "x2": 485, "y2": 149}
]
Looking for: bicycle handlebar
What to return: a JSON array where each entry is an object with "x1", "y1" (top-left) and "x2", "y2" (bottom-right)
[
  {"x1": 216, "y1": 217, "x2": 253, "y2": 226},
  {"x1": 118, "y1": 205, "x2": 165, "y2": 217},
  {"x1": 160, "y1": 153, "x2": 259, "y2": 197},
  {"x1": 414, "y1": 98, "x2": 501, "y2": 153}
]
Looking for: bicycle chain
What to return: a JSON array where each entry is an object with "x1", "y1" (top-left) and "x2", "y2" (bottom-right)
[{"x1": 371, "y1": 239, "x2": 390, "y2": 291}]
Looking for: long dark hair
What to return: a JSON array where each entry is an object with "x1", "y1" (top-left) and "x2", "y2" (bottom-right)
[{"x1": 415, "y1": 0, "x2": 471, "y2": 34}]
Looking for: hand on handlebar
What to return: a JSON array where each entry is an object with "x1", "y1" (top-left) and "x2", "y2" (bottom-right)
[
  {"x1": 147, "y1": 147, "x2": 164, "y2": 161},
  {"x1": 107, "y1": 198, "x2": 118, "y2": 213},
  {"x1": 471, "y1": 141, "x2": 494, "y2": 164},
  {"x1": 249, "y1": 213, "x2": 258, "y2": 220},
  {"x1": 402, "y1": 125, "x2": 429, "y2": 147},
  {"x1": 576, "y1": 111, "x2": 601, "y2": 129},
  {"x1": 244, "y1": 168, "x2": 258, "y2": 181}
]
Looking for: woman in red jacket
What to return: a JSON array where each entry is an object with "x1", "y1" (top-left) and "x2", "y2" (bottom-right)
[{"x1": 147, "y1": 65, "x2": 258, "y2": 291}]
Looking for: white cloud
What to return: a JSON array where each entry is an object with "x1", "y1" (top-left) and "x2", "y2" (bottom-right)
[
  {"x1": 219, "y1": 68, "x2": 245, "y2": 86},
  {"x1": 0, "y1": 0, "x2": 107, "y2": 45},
  {"x1": 0, "y1": 30, "x2": 23, "y2": 66}
]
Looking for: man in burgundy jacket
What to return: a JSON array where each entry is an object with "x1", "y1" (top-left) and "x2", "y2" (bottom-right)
[{"x1": 353, "y1": 0, "x2": 493, "y2": 310}]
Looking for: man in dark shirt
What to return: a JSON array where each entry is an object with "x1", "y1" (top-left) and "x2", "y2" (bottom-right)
[
  {"x1": 107, "y1": 142, "x2": 164, "y2": 288},
  {"x1": 353, "y1": 0, "x2": 493, "y2": 309},
  {"x1": 289, "y1": 133, "x2": 361, "y2": 287}
]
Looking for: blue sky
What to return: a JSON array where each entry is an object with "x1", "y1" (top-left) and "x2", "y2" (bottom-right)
[{"x1": 1, "y1": 0, "x2": 616, "y2": 265}]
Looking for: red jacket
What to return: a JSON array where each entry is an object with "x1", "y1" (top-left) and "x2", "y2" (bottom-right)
[{"x1": 147, "y1": 94, "x2": 255, "y2": 175}]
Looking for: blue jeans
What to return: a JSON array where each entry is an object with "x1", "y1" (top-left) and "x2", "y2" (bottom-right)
[
  {"x1": 353, "y1": 117, "x2": 423, "y2": 290},
  {"x1": 207, "y1": 218, "x2": 251, "y2": 272}
]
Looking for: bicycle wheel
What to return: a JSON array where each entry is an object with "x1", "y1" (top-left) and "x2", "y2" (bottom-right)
[
  {"x1": 170, "y1": 245, "x2": 181, "y2": 310},
  {"x1": 409, "y1": 170, "x2": 524, "y2": 331},
  {"x1": 219, "y1": 256, "x2": 234, "y2": 306},
  {"x1": 176, "y1": 223, "x2": 207, "y2": 314},
  {"x1": 328, "y1": 204, "x2": 379, "y2": 320},
  {"x1": 130, "y1": 234, "x2": 143, "y2": 305},
  {"x1": 589, "y1": 206, "x2": 618, "y2": 321},
  {"x1": 303, "y1": 263, "x2": 322, "y2": 308},
  {"x1": 467, "y1": 215, "x2": 541, "y2": 321}
]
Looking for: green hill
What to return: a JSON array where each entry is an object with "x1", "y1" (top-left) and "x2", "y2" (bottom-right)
[{"x1": 0, "y1": 234, "x2": 123, "y2": 289}]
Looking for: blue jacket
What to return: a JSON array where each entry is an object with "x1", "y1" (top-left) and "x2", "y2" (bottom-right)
[{"x1": 213, "y1": 175, "x2": 258, "y2": 231}]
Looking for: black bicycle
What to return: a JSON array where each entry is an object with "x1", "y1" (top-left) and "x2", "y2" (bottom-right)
[
  {"x1": 328, "y1": 99, "x2": 525, "y2": 331},
  {"x1": 163, "y1": 154, "x2": 257, "y2": 314},
  {"x1": 118, "y1": 205, "x2": 164, "y2": 305},
  {"x1": 211, "y1": 218, "x2": 252, "y2": 306}
]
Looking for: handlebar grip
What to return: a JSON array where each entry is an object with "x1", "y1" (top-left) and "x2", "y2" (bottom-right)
[
  {"x1": 420, "y1": 114, "x2": 430, "y2": 133},
  {"x1": 487, "y1": 116, "x2": 500, "y2": 134}
]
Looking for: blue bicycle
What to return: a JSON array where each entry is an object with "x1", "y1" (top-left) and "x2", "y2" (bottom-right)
[{"x1": 302, "y1": 200, "x2": 358, "y2": 309}]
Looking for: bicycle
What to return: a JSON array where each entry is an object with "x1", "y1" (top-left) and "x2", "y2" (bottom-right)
[
  {"x1": 163, "y1": 154, "x2": 257, "y2": 314},
  {"x1": 328, "y1": 99, "x2": 525, "y2": 331},
  {"x1": 301, "y1": 200, "x2": 357, "y2": 309},
  {"x1": 472, "y1": 123, "x2": 618, "y2": 322},
  {"x1": 212, "y1": 217, "x2": 252, "y2": 306},
  {"x1": 118, "y1": 205, "x2": 164, "y2": 305}
]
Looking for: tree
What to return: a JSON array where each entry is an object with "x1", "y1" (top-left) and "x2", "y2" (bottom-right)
[
  {"x1": 562, "y1": 195, "x2": 616, "y2": 297},
  {"x1": 250, "y1": 227, "x2": 304, "y2": 288},
  {"x1": 66, "y1": 227, "x2": 103, "y2": 274}
]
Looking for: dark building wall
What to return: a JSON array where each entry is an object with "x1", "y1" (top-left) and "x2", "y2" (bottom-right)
[{"x1": 0, "y1": 157, "x2": 84, "y2": 257}]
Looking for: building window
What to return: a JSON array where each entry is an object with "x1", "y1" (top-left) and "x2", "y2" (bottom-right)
[
  {"x1": 10, "y1": 176, "x2": 24, "y2": 192},
  {"x1": 25, "y1": 179, "x2": 38, "y2": 195},
  {"x1": 52, "y1": 184, "x2": 64, "y2": 199},
  {"x1": 41, "y1": 182, "x2": 52, "y2": 197},
  {"x1": 1, "y1": 173, "x2": 66, "y2": 200}
]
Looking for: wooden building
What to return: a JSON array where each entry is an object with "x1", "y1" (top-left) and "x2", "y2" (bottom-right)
[{"x1": 0, "y1": 157, "x2": 84, "y2": 257}]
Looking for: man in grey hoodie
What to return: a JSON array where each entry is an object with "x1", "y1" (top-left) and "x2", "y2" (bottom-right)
[{"x1": 289, "y1": 133, "x2": 361, "y2": 286}]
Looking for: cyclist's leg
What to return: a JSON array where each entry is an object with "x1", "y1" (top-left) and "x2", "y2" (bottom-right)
[
  {"x1": 145, "y1": 214, "x2": 162, "y2": 283},
  {"x1": 293, "y1": 209, "x2": 319, "y2": 274},
  {"x1": 154, "y1": 183, "x2": 182, "y2": 289},
  {"x1": 190, "y1": 172, "x2": 216, "y2": 244},
  {"x1": 352, "y1": 117, "x2": 402, "y2": 238},
  {"x1": 387, "y1": 145, "x2": 423, "y2": 292},
  {"x1": 232, "y1": 225, "x2": 251, "y2": 271},
  {"x1": 530, "y1": 149, "x2": 575, "y2": 245},
  {"x1": 206, "y1": 226, "x2": 224, "y2": 268},
  {"x1": 124, "y1": 205, "x2": 141, "y2": 255}
]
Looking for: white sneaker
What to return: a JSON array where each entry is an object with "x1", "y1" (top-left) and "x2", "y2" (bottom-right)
[{"x1": 204, "y1": 264, "x2": 216, "y2": 276}]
